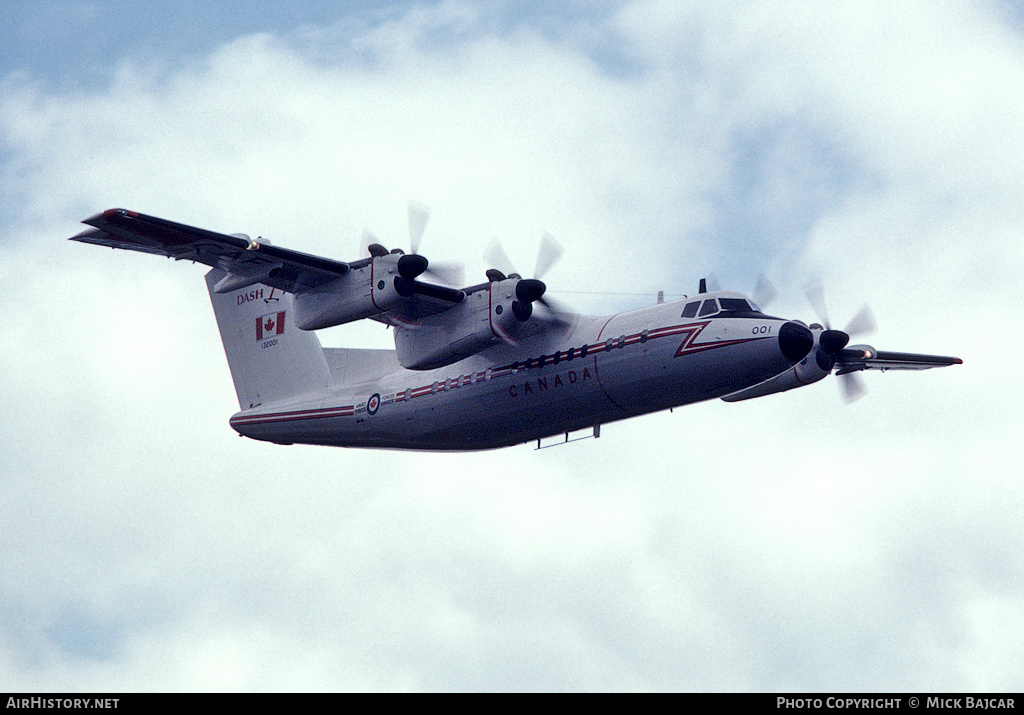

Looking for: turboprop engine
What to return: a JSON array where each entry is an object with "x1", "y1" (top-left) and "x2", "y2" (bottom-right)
[
  {"x1": 723, "y1": 288, "x2": 878, "y2": 405},
  {"x1": 293, "y1": 253, "x2": 398, "y2": 330},
  {"x1": 293, "y1": 251, "x2": 462, "y2": 330},
  {"x1": 394, "y1": 276, "x2": 552, "y2": 370},
  {"x1": 721, "y1": 323, "x2": 851, "y2": 401},
  {"x1": 293, "y1": 202, "x2": 466, "y2": 331}
]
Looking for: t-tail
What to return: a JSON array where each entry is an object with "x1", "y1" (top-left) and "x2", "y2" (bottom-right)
[{"x1": 205, "y1": 269, "x2": 331, "y2": 410}]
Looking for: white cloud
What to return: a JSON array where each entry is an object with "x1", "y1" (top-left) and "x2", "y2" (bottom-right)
[{"x1": 1, "y1": 0, "x2": 1021, "y2": 692}]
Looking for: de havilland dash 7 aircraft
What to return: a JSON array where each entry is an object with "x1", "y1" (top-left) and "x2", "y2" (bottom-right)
[{"x1": 71, "y1": 206, "x2": 962, "y2": 451}]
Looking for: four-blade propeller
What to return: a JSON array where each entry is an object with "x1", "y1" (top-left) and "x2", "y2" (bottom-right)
[
  {"x1": 804, "y1": 280, "x2": 877, "y2": 402},
  {"x1": 364, "y1": 202, "x2": 465, "y2": 300},
  {"x1": 484, "y1": 232, "x2": 565, "y2": 323}
]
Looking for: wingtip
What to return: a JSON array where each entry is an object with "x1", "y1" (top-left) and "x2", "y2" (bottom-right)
[
  {"x1": 81, "y1": 208, "x2": 133, "y2": 226},
  {"x1": 102, "y1": 208, "x2": 138, "y2": 220},
  {"x1": 68, "y1": 227, "x2": 103, "y2": 242}
]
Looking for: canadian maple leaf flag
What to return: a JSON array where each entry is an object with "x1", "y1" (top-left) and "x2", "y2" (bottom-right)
[{"x1": 256, "y1": 311, "x2": 286, "y2": 340}]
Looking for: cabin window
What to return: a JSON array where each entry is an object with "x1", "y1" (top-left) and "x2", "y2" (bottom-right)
[
  {"x1": 699, "y1": 299, "x2": 719, "y2": 317},
  {"x1": 681, "y1": 301, "x2": 699, "y2": 318}
]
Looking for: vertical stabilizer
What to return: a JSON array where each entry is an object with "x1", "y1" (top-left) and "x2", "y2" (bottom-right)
[{"x1": 205, "y1": 269, "x2": 331, "y2": 409}]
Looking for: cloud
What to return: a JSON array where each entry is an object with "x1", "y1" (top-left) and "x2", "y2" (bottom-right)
[{"x1": 1, "y1": 0, "x2": 1021, "y2": 692}]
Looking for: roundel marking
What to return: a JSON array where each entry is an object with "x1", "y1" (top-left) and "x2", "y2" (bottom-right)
[{"x1": 367, "y1": 393, "x2": 381, "y2": 416}]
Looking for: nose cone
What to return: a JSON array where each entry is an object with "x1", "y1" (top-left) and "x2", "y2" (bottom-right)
[{"x1": 778, "y1": 321, "x2": 814, "y2": 362}]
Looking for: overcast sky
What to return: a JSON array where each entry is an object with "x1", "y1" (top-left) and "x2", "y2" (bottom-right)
[{"x1": 2, "y1": 0, "x2": 1022, "y2": 692}]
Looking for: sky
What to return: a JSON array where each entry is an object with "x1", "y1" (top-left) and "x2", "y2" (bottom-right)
[{"x1": 1, "y1": 0, "x2": 1022, "y2": 692}]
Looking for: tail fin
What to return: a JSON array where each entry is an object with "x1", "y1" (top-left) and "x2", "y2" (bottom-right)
[{"x1": 205, "y1": 269, "x2": 331, "y2": 409}]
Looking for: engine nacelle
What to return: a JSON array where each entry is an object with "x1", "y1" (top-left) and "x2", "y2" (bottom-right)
[
  {"x1": 487, "y1": 278, "x2": 530, "y2": 343},
  {"x1": 293, "y1": 255, "x2": 406, "y2": 330},
  {"x1": 394, "y1": 278, "x2": 535, "y2": 370},
  {"x1": 721, "y1": 326, "x2": 833, "y2": 402},
  {"x1": 395, "y1": 290, "x2": 493, "y2": 370}
]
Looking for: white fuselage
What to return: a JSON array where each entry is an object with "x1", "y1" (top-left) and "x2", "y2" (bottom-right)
[
  {"x1": 229, "y1": 300, "x2": 795, "y2": 450},
  {"x1": 70, "y1": 208, "x2": 961, "y2": 451}
]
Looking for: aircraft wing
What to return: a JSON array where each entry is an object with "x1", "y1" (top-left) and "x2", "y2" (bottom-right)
[
  {"x1": 70, "y1": 208, "x2": 351, "y2": 293},
  {"x1": 837, "y1": 346, "x2": 963, "y2": 373}
]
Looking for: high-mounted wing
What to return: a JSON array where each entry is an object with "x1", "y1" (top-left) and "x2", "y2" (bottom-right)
[
  {"x1": 70, "y1": 208, "x2": 351, "y2": 294},
  {"x1": 71, "y1": 208, "x2": 469, "y2": 332},
  {"x1": 837, "y1": 346, "x2": 963, "y2": 373}
]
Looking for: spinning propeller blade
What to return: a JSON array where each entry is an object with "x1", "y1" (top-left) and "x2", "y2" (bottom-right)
[
  {"x1": 840, "y1": 371, "x2": 868, "y2": 403},
  {"x1": 804, "y1": 280, "x2": 877, "y2": 403},
  {"x1": 484, "y1": 238, "x2": 518, "y2": 279},
  {"x1": 804, "y1": 279, "x2": 832, "y2": 329},
  {"x1": 844, "y1": 304, "x2": 877, "y2": 339},
  {"x1": 361, "y1": 202, "x2": 465, "y2": 290},
  {"x1": 534, "y1": 232, "x2": 564, "y2": 280},
  {"x1": 408, "y1": 200, "x2": 430, "y2": 255},
  {"x1": 484, "y1": 233, "x2": 570, "y2": 331},
  {"x1": 752, "y1": 275, "x2": 778, "y2": 310},
  {"x1": 425, "y1": 262, "x2": 465, "y2": 287}
]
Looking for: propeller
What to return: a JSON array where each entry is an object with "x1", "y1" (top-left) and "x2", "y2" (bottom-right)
[
  {"x1": 534, "y1": 232, "x2": 564, "y2": 282},
  {"x1": 407, "y1": 200, "x2": 430, "y2": 255},
  {"x1": 362, "y1": 228, "x2": 389, "y2": 258},
  {"x1": 483, "y1": 238, "x2": 518, "y2": 280},
  {"x1": 752, "y1": 274, "x2": 778, "y2": 311},
  {"x1": 484, "y1": 233, "x2": 566, "y2": 323},
  {"x1": 361, "y1": 201, "x2": 465, "y2": 288},
  {"x1": 404, "y1": 201, "x2": 464, "y2": 286},
  {"x1": 804, "y1": 280, "x2": 877, "y2": 402}
]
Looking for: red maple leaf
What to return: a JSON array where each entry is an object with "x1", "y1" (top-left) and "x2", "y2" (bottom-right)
[{"x1": 264, "y1": 317, "x2": 275, "y2": 333}]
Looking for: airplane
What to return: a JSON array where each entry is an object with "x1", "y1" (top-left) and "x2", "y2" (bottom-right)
[{"x1": 70, "y1": 206, "x2": 962, "y2": 451}]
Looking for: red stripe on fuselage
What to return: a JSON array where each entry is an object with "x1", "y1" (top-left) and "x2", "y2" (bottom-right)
[{"x1": 231, "y1": 318, "x2": 779, "y2": 428}]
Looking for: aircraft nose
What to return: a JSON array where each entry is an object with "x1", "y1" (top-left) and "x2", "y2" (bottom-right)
[{"x1": 778, "y1": 321, "x2": 814, "y2": 362}]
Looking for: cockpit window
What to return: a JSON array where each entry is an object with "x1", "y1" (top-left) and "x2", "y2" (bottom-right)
[
  {"x1": 698, "y1": 299, "x2": 719, "y2": 317},
  {"x1": 681, "y1": 301, "x2": 699, "y2": 318},
  {"x1": 719, "y1": 298, "x2": 756, "y2": 313}
]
